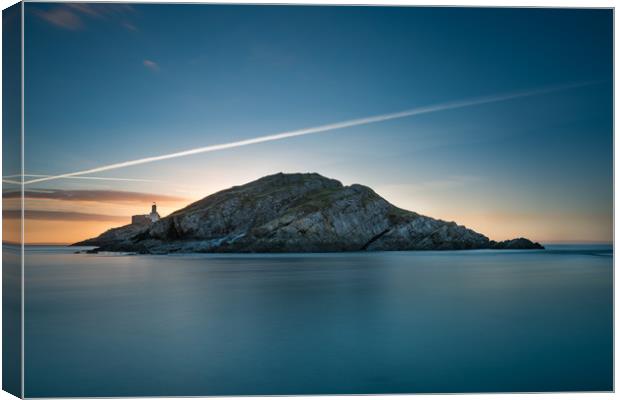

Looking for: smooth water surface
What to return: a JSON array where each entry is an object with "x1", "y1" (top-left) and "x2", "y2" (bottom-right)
[{"x1": 24, "y1": 245, "x2": 613, "y2": 396}]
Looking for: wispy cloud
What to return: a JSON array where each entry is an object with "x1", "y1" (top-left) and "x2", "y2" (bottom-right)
[
  {"x1": 4, "y1": 209, "x2": 127, "y2": 222},
  {"x1": 34, "y1": 7, "x2": 83, "y2": 30},
  {"x1": 122, "y1": 21, "x2": 139, "y2": 32},
  {"x1": 24, "y1": 81, "x2": 600, "y2": 185},
  {"x1": 34, "y1": 3, "x2": 137, "y2": 31},
  {"x1": 3, "y1": 190, "x2": 186, "y2": 204},
  {"x1": 65, "y1": 3, "x2": 106, "y2": 19},
  {"x1": 65, "y1": 3, "x2": 134, "y2": 19},
  {"x1": 143, "y1": 59, "x2": 160, "y2": 72}
]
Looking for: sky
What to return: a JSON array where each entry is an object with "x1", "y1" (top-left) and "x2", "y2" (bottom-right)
[{"x1": 5, "y1": 4, "x2": 613, "y2": 244}]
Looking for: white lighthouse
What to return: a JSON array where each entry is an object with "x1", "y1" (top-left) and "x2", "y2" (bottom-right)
[
  {"x1": 149, "y1": 202, "x2": 160, "y2": 223},
  {"x1": 131, "y1": 203, "x2": 161, "y2": 225}
]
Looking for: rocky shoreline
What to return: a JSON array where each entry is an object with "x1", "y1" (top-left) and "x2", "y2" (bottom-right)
[{"x1": 74, "y1": 173, "x2": 544, "y2": 254}]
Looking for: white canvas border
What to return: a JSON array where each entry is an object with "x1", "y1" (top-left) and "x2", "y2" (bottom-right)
[{"x1": 0, "y1": 1, "x2": 615, "y2": 399}]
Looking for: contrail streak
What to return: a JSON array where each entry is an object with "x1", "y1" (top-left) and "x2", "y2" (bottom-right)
[
  {"x1": 23, "y1": 81, "x2": 597, "y2": 186},
  {"x1": 3, "y1": 174, "x2": 158, "y2": 183}
]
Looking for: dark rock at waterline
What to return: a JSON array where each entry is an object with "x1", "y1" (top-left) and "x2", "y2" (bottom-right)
[{"x1": 490, "y1": 237, "x2": 544, "y2": 250}]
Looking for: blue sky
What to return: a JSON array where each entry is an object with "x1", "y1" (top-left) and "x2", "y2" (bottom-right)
[{"x1": 18, "y1": 4, "x2": 613, "y2": 243}]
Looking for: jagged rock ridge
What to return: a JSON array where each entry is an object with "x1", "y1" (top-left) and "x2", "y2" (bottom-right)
[{"x1": 74, "y1": 173, "x2": 544, "y2": 254}]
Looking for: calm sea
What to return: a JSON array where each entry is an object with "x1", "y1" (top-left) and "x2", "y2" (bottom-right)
[{"x1": 22, "y1": 245, "x2": 612, "y2": 396}]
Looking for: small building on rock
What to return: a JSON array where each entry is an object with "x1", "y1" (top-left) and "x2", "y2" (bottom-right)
[{"x1": 131, "y1": 203, "x2": 161, "y2": 225}]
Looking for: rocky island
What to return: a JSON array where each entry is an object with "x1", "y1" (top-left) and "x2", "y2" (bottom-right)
[{"x1": 74, "y1": 173, "x2": 544, "y2": 254}]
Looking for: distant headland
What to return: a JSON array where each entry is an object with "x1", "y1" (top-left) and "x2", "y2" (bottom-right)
[{"x1": 73, "y1": 173, "x2": 544, "y2": 254}]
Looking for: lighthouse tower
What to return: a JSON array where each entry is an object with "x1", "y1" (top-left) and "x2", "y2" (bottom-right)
[{"x1": 149, "y1": 202, "x2": 161, "y2": 223}]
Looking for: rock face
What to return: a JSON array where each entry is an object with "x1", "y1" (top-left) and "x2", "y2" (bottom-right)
[{"x1": 74, "y1": 173, "x2": 544, "y2": 253}]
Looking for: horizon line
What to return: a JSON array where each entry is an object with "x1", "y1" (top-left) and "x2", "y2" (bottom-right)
[{"x1": 8, "y1": 240, "x2": 612, "y2": 247}]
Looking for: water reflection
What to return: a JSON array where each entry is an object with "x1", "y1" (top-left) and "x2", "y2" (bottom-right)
[{"x1": 25, "y1": 246, "x2": 612, "y2": 396}]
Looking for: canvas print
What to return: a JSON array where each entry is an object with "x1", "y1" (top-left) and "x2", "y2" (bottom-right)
[{"x1": 2, "y1": 3, "x2": 613, "y2": 397}]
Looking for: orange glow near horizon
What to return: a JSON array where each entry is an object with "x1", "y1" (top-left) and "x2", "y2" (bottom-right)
[
  {"x1": 4, "y1": 195, "x2": 193, "y2": 245},
  {"x1": 24, "y1": 220, "x2": 126, "y2": 245},
  {"x1": 2, "y1": 173, "x2": 612, "y2": 245},
  {"x1": 6, "y1": 198, "x2": 612, "y2": 246}
]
